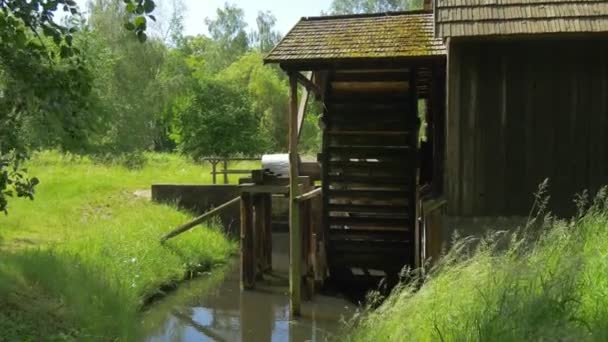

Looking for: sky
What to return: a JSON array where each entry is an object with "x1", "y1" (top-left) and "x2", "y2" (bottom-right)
[
  {"x1": 76, "y1": 0, "x2": 332, "y2": 37},
  {"x1": 181, "y1": 0, "x2": 331, "y2": 36}
]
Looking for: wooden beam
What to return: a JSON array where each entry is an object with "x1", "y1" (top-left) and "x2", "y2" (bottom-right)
[
  {"x1": 160, "y1": 197, "x2": 240, "y2": 242},
  {"x1": 263, "y1": 194, "x2": 272, "y2": 272},
  {"x1": 295, "y1": 187, "x2": 322, "y2": 202},
  {"x1": 239, "y1": 185, "x2": 289, "y2": 195},
  {"x1": 293, "y1": 71, "x2": 322, "y2": 100},
  {"x1": 288, "y1": 72, "x2": 302, "y2": 317},
  {"x1": 297, "y1": 72, "x2": 312, "y2": 139},
  {"x1": 240, "y1": 193, "x2": 255, "y2": 290},
  {"x1": 253, "y1": 194, "x2": 262, "y2": 277}
]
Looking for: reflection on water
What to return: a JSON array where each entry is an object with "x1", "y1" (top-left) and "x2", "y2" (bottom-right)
[{"x1": 144, "y1": 234, "x2": 353, "y2": 342}]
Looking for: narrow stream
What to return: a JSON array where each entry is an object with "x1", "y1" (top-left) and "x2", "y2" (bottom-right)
[{"x1": 142, "y1": 233, "x2": 355, "y2": 341}]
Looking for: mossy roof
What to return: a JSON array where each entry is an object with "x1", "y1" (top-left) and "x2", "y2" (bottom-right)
[{"x1": 264, "y1": 11, "x2": 446, "y2": 66}]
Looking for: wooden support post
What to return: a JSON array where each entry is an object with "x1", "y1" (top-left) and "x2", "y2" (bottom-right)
[
  {"x1": 263, "y1": 194, "x2": 273, "y2": 271},
  {"x1": 223, "y1": 159, "x2": 229, "y2": 184},
  {"x1": 211, "y1": 160, "x2": 218, "y2": 185},
  {"x1": 254, "y1": 194, "x2": 265, "y2": 278},
  {"x1": 297, "y1": 72, "x2": 312, "y2": 139},
  {"x1": 288, "y1": 73, "x2": 302, "y2": 317},
  {"x1": 301, "y1": 193, "x2": 313, "y2": 300},
  {"x1": 240, "y1": 193, "x2": 255, "y2": 290}
]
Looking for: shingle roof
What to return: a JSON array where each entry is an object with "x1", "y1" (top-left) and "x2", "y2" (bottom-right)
[
  {"x1": 436, "y1": 0, "x2": 608, "y2": 38},
  {"x1": 264, "y1": 11, "x2": 446, "y2": 66}
]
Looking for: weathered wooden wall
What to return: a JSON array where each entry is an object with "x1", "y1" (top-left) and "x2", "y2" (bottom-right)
[{"x1": 446, "y1": 37, "x2": 608, "y2": 217}]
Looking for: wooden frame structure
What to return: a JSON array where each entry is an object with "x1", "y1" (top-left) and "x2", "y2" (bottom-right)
[{"x1": 264, "y1": 11, "x2": 447, "y2": 316}]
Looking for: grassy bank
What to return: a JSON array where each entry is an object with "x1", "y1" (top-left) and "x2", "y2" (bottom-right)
[
  {"x1": 348, "y1": 190, "x2": 608, "y2": 342},
  {"x1": 0, "y1": 151, "x2": 250, "y2": 340}
]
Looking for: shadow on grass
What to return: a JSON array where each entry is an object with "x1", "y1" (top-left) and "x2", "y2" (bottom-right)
[{"x1": 0, "y1": 249, "x2": 140, "y2": 340}]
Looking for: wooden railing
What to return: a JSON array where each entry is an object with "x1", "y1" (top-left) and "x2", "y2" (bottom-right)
[{"x1": 202, "y1": 157, "x2": 260, "y2": 185}]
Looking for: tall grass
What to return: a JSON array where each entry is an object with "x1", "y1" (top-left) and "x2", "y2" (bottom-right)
[
  {"x1": 348, "y1": 187, "x2": 608, "y2": 342},
  {"x1": 0, "y1": 151, "x2": 250, "y2": 340}
]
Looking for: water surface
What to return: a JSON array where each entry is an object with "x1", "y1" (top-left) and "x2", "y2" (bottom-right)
[{"x1": 143, "y1": 234, "x2": 354, "y2": 342}]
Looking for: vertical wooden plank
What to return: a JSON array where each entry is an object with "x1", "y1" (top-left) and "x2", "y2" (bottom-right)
[
  {"x1": 588, "y1": 46, "x2": 602, "y2": 194},
  {"x1": 552, "y1": 45, "x2": 572, "y2": 212},
  {"x1": 300, "y1": 191, "x2": 313, "y2": 300},
  {"x1": 212, "y1": 160, "x2": 217, "y2": 185},
  {"x1": 410, "y1": 66, "x2": 419, "y2": 267},
  {"x1": 240, "y1": 193, "x2": 255, "y2": 290},
  {"x1": 288, "y1": 73, "x2": 302, "y2": 317},
  {"x1": 523, "y1": 43, "x2": 537, "y2": 212},
  {"x1": 446, "y1": 38, "x2": 462, "y2": 215},
  {"x1": 580, "y1": 44, "x2": 593, "y2": 202},
  {"x1": 598, "y1": 45, "x2": 608, "y2": 193},
  {"x1": 223, "y1": 159, "x2": 229, "y2": 184},
  {"x1": 320, "y1": 70, "x2": 333, "y2": 286},
  {"x1": 310, "y1": 193, "x2": 324, "y2": 283},
  {"x1": 461, "y1": 42, "x2": 478, "y2": 216},
  {"x1": 263, "y1": 194, "x2": 273, "y2": 271},
  {"x1": 539, "y1": 44, "x2": 557, "y2": 212},
  {"x1": 433, "y1": 60, "x2": 447, "y2": 196},
  {"x1": 496, "y1": 48, "x2": 508, "y2": 215},
  {"x1": 253, "y1": 194, "x2": 265, "y2": 277},
  {"x1": 297, "y1": 72, "x2": 312, "y2": 139},
  {"x1": 474, "y1": 43, "x2": 490, "y2": 215},
  {"x1": 505, "y1": 41, "x2": 527, "y2": 215},
  {"x1": 569, "y1": 47, "x2": 581, "y2": 214}
]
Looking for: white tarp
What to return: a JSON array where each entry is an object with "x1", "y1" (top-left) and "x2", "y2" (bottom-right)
[{"x1": 261, "y1": 154, "x2": 290, "y2": 178}]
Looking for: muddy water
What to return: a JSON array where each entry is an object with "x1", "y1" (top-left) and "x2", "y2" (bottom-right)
[{"x1": 143, "y1": 234, "x2": 354, "y2": 342}]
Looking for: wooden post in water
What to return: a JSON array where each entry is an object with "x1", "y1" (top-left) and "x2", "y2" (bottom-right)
[
  {"x1": 288, "y1": 72, "x2": 302, "y2": 316},
  {"x1": 263, "y1": 194, "x2": 273, "y2": 271},
  {"x1": 240, "y1": 192, "x2": 255, "y2": 290},
  {"x1": 253, "y1": 194, "x2": 265, "y2": 277}
]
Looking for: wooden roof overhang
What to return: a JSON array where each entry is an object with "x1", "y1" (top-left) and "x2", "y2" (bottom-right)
[
  {"x1": 436, "y1": 0, "x2": 608, "y2": 39},
  {"x1": 264, "y1": 10, "x2": 446, "y2": 72}
]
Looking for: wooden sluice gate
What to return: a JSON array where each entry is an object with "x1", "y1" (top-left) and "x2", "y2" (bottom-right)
[{"x1": 238, "y1": 169, "x2": 326, "y2": 313}]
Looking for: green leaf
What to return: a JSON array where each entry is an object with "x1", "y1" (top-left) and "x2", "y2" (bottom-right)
[
  {"x1": 143, "y1": 0, "x2": 155, "y2": 14},
  {"x1": 137, "y1": 31, "x2": 147, "y2": 43},
  {"x1": 124, "y1": 22, "x2": 135, "y2": 31},
  {"x1": 148, "y1": 14, "x2": 156, "y2": 22},
  {"x1": 15, "y1": 29, "x2": 26, "y2": 47},
  {"x1": 65, "y1": 34, "x2": 73, "y2": 46},
  {"x1": 126, "y1": 3, "x2": 136, "y2": 13},
  {"x1": 60, "y1": 45, "x2": 73, "y2": 58},
  {"x1": 134, "y1": 16, "x2": 146, "y2": 29},
  {"x1": 53, "y1": 32, "x2": 62, "y2": 45}
]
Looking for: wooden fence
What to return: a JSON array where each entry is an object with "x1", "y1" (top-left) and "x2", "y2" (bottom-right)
[{"x1": 202, "y1": 157, "x2": 260, "y2": 185}]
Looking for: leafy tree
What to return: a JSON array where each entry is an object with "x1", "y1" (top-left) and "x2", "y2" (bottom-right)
[
  {"x1": 70, "y1": 0, "x2": 174, "y2": 155},
  {"x1": 171, "y1": 78, "x2": 267, "y2": 158},
  {"x1": 204, "y1": 2, "x2": 249, "y2": 71},
  {"x1": 0, "y1": 0, "x2": 156, "y2": 213},
  {"x1": 218, "y1": 52, "x2": 289, "y2": 150},
  {"x1": 0, "y1": 0, "x2": 87, "y2": 213},
  {"x1": 250, "y1": 11, "x2": 281, "y2": 53},
  {"x1": 327, "y1": 0, "x2": 423, "y2": 14}
]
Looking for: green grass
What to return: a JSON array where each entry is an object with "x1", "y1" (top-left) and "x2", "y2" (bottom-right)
[
  {"x1": 348, "y1": 189, "x2": 608, "y2": 342},
  {"x1": 0, "y1": 151, "x2": 255, "y2": 340}
]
